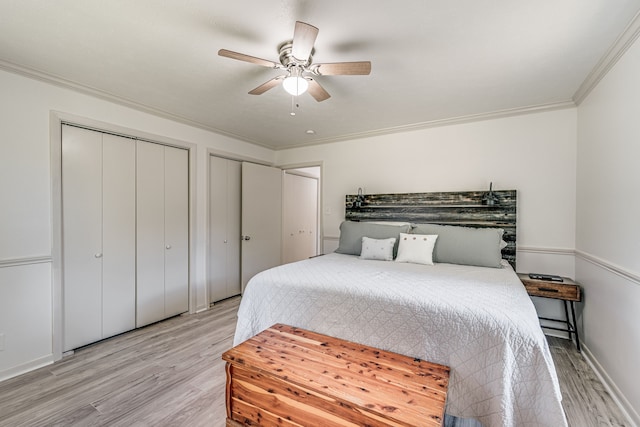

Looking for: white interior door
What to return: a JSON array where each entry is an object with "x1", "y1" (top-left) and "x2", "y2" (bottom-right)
[
  {"x1": 63, "y1": 126, "x2": 136, "y2": 351},
  {"x1": 101, "y1": 134, "x2": 136, "y2": 338},
  {"x1": 226, "y1": 160, "x2": 242, "y2": 296},
  {"x1": 163, "y1": 145, "x2": 189, "y2": 317},
  {"x1": 241, "y1": 162, "x2": 282, "y2": 292},
  {"x1": 136, "y1": 141, "x2": 166, "y2": 327},
  {"x1": 209, "y1": 155, "x2": 228, "y2": 303},
  {"x1": 62, "y1": 125, "x2": 103, "y2": 351},
  {"x1": 283, "y1": 171, "x2": 319, "y2": 263},
  {"x1": 209, "y1": 156, "x2": 241, "y2": 303}
]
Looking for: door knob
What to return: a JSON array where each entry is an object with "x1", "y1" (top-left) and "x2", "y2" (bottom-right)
[
  {"x1": 166, "y1": 245, "x2": 172, "y2": 249},
  {"x1": 94, "y1": 253, "x2": 103, "y2": 258},
  {"x1": 241, "y1": 235, "x2": 251, "y2": 241}
]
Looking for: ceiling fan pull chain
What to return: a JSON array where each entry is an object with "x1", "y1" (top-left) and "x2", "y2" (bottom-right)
[{"x1": 290, "y1": 95, "x2": 296, "y2": 116}]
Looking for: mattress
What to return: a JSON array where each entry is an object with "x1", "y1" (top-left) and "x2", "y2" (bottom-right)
[{"x1": 234, "y1": 253, "x2": 567, "y2": 427}]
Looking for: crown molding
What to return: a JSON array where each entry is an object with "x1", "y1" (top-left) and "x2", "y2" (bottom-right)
[
  {"x1": 573, "y1": 10, "x2": 640, "y2": 104},
  {"x1": 0, "y1": 58, "x2": 576, "y2": 152},
  {"x1": 276, "y1": 101, "x2": 576, "y2": 150},
  {"x1": 0, "y1": 59, "x2": 271, "y2": 150}
]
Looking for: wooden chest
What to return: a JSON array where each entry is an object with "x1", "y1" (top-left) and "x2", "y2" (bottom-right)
[{"x1": 222, "y1": 324, "x2": 450, "y2": 426}]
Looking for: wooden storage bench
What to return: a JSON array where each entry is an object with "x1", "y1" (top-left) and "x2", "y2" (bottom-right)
[{"x1": 222, "y1": 324, "x2": 450, "y2": 426}]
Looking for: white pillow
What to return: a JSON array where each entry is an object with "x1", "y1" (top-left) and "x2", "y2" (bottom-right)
[
  {"x1": 395, "y1": 233, "x2": 438, "y2": 265},
  {"x1": 360, "y1": 237, "x2": 396, "y2": 261}
]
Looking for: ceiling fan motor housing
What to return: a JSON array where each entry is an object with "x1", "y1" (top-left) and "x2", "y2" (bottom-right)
[{"x1": 278, "y1": 41, "x2": 314, "y2": 69}]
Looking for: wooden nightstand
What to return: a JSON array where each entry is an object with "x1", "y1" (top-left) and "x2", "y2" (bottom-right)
[{"x1": 518, "y1": 273, "x2": 582, "y2": 352}]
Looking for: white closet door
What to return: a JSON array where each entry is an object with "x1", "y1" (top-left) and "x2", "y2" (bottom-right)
[
  {"x1": 136, "y1": 141, "x2": 166, "y2": 327},
  {"x1": 209, "y1": 156, "x2": 241, "y2": 303},
  {"x1": 209, "y1": 156, "x2": 229, "y2": 302},
  {"x1": 226, "y1": 159, "x2": 241, "y2": 296},
  {"x1": 62, "y1": 126, "x2": 103, "y2": 351},
  {"x1": 283, "y1": 172, "x2": 298, "y2": 264},
  {"x1": 101, "y1": 134, "x2": 136, "y2": 337},
  {"x1": 163, "y1": 145, "x2": 189, "y2": 317},
  {"x1": 241, "y1": 162, "x2": 282, "y2": 292},
  {"x1": 283, "y1": 173, "x2": 318, "y2": 263},
  {"x1": 300, "y1": 175, "x2": 318, "y2": 258}
]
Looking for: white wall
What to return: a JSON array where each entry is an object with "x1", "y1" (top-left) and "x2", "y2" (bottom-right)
[
  {"x1": 276, "y1": 108, "x2": 578, "y2": 278},
  {"x1": 576, "y1": 33, "x2": 640, "y2": 424},
  {"x1": 0, "y1": 68, "x2": 274, "y2": 380}
]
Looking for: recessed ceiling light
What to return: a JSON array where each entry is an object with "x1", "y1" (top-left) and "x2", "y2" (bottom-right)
[{"x1": 306, "y1": 129, "x2": 315, "y2": 135}]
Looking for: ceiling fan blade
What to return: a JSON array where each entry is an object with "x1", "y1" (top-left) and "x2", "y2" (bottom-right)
[
  {"x1": 291, "y1": 21, "x2": 319, "y2": 61},
  {"x1": 314, "y1": 61, "x2": 372, "y2": 76},
  {"x1": 307, "y1": 78, "x2": 331, "y2": 102},
  {"x1": 218, "y1": 49, "x2": 279, "y2": 69},
  {"x1": 248, "y1": 76, "x2": 284, "y2": 95}
]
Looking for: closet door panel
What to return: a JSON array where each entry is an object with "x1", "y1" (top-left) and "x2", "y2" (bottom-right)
[
  {"x1": 209, "y1": 156, "x2": 229, "y2": 303},
  {"x1": 62, "y1": 126, "x2": 103, "y2": 351},
  {"x1": 136, "y1": 141, "x2": 166, "y2": 327},
  {"x1": 102, "y1": 134, "x2": 136, "y2": 337},
  {"x1": 301, "y1": 176, "x2": 318, "y2": 258},
  {"x1": 226, "y1": 159, "x2": 242, "y2": 296},
  {"x1": 241, "y1": 162, "x2": 282, "y2": 291},
  {"x1": 163, "y1": 146, "x2": 189, "y2": 317},
  {"x1": 283, "y1": 172, "x2": 297, "y2": 264}
]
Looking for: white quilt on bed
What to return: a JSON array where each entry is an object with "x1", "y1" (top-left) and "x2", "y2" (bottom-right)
[{"x1": 234, "y1": 253, "x2": 567, "y2": 427}]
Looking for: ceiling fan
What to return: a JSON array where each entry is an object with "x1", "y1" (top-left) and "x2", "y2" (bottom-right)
[{"x1": 218, "y1": 21, "x2": 371, "y2": 102}]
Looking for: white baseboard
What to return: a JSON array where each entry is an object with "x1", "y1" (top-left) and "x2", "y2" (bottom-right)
[
  {"x1": 582, "y1": 343, "x2": 639, "y2": 427},
  {"x1": 0, "y1": 354, "x2": 54, "y2": 383}
]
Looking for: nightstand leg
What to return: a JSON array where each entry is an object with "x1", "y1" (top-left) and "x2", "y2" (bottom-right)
[{"x1": 570, "y1": 301, "x2": 581, "y2": 353}]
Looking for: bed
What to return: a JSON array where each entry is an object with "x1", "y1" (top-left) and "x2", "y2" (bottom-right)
[{"x1": 233, "y1": 190, "x2": 567, "y2": 427}]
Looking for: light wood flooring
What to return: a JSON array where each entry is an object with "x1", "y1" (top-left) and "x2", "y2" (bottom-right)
[{"x1": 0, "y1": 296, "x2": 630, "y2": 427}]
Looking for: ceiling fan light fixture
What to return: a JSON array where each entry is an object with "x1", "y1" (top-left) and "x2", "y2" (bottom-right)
[{"x1": 282, "y1": 67, "x2": 309, "y2": 96}]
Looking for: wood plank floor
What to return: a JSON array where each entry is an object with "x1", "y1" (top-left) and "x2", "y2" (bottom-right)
[{"x1": 0, "y1": 296, "x2": 630, "y2": 427}]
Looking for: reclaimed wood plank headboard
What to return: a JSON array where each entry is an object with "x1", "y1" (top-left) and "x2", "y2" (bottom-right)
[{"x1": 345, "y1": 190, "x2": 517, "y2": 269}]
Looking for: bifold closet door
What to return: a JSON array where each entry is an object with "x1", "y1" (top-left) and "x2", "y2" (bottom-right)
[
  {"x1": 209, "y1": 156, "x2": 241, "y2": 303},
  {"x1": 62, "y1": 126, "x2": 135, "y2": 352},
  {"x1": 101, "y1": 135, "x2": 136, "y2": 337},
  {"x1": 283, "y1": 172, "x2": 318, "y2": 263},
  {"x1": 163, "y1": 145, "x2": 189, "y2": 317},
  {"x1": 136, "y1": 141, "x2": 188, "y2": 327}
]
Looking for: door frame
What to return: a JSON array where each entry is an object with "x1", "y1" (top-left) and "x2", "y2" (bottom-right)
[{"x1": 50, "y1": 111, "x2": 197, "y2": 362}]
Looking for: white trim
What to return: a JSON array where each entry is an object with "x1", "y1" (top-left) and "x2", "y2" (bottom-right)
[
  {"x1": 575, "y1": 250, "x2": 640, "y2": 285},
  {"x1": 573, "y1": 10, "x2": 640, "y2": 105},
  {"x1": 274, "y1": 102, "x2": 576, "y2": 150},
  {"x1": 0, "y1": 256, "x2": 52, "y2": 268},
  {"x1": 0, "y1": 59, "x2": 576, "y2": 152},
  {"x1": 0, "y1": 354, "x2": 54, "y2": 383},
  {"x1": 581, "y1": 343, "x2": 640, "y2": 427},
  {"x1": 516, "y1": 246, "x2": 575, "y2": 255},
  {"x1": 0, "y1": 59, "x2": 270, "y2": 149}
]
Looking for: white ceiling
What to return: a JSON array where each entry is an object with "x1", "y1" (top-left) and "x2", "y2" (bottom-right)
[{"x1": 1, "y1": 1, "x2": 640, "y2": 150}]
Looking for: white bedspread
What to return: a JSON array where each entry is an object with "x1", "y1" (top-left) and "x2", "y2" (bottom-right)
[{"x1": 234, "y1": 253, "x2": 567, "y2": 427}]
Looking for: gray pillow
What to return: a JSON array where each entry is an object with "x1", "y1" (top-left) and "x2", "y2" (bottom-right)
[
  {"x1": 335, "y1": 221, "x2": 411, "y2": 256},
  {"x1": 410, "y1": 223, "x2": 504, "y2": 268}
]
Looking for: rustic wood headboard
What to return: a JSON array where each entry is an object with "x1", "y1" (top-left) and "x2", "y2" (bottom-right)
[{"x1": 345, "y1": 190, "x2": 517, "y2": 269}]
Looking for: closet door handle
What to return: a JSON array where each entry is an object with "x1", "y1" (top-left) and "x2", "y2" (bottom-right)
[
  {"x1": 241, "y1": 235, "x2": 251, "y2": 241},
  {"x1": 94, "y1": 253, "x2": 103, "y2": 258},
  {"x1": 166, "y1": 245, "x2": 172, "y2": 250}
]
